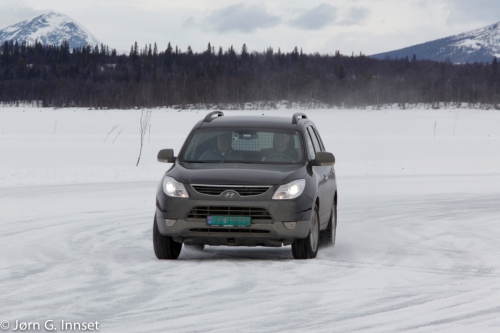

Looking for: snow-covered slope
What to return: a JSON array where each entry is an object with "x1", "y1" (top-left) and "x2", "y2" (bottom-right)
[
  {"x1": 371, "y1": 22, "x2": 500, "y2": 63},
  {"x1": 0, "y1": 12, "x2": 100, "y2": 49}
]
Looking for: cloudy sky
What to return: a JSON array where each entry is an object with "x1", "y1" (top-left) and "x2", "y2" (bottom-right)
[{"x1": 0, "y1": 0, "x2": 499, "y2": 55}]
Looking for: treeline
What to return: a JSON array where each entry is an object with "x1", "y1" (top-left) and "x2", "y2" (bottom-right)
[{"x1": 0, "y1": 39, "x2": 500, "y2": 108}]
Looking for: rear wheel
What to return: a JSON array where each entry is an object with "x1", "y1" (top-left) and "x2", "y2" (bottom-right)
[
  {"x1": 292, "y1": 205, "x2": 320, "y2": 259},
  {"x1": 321, "y1": 199, "x2": 337, "y2": 246},
  {"x1": 153, "y1": 215, "x2": 182, "y2": 260}
]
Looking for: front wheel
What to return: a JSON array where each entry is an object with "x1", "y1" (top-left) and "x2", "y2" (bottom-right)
[
  {"x1": 153, "y1": 215, "x2": 182, "y2": 260},
  {"x1": 292, "y1": 205, "x2": 320, "y2": 259}
]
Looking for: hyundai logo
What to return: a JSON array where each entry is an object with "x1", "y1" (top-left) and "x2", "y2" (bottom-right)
[{"x1": 224, "y1": 191, "x2": 237, "y2": 198}]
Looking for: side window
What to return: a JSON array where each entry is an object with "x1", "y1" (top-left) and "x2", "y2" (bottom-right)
[
  {"x1": 307, "y1": 126, "x2": 322, "y2": 154},
  {"x1": 311, "y1": 127, "x2": 326, "y2": 151},
  {"x1": 304, "y1": 129, "x2": 316, "y2": 160}
]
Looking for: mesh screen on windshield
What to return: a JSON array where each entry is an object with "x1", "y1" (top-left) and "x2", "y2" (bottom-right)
[{"x1": 231, "y1": 132, "x2": 273, "y2": 151}]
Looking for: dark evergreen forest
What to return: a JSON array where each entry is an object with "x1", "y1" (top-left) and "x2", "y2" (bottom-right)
[{"x1": 1, "y1": 39, "x2": 499, "y2": 108}]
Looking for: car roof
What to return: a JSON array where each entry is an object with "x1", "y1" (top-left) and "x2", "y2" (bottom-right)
[{"x1": 197, "y1": 113, "x2": 311, "y2": 130}]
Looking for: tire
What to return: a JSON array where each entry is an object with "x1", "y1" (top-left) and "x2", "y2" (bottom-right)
[
  {"x1": 292, "y1": 205, "x2": 320, "y2": 259},
  {"x1": 321, "y1": 199, "x2": 337, "y2": 246},
  {"x1": 184, "y1": 244, "x2": 205, "y2": 251},
  {"x1": 153, "y1": 215, "x2": 182, "y2": 260}
]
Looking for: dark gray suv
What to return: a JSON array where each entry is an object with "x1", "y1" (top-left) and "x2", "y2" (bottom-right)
[{"x1": 154, "y1": 111, "x2": 337, "y2": 259}]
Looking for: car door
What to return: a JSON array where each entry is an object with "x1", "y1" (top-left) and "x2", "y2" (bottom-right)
[
  {"x1": 309, "y1": 126, "x2": 336, "y2": 223},
  {"x1": 305, "y1": 125, "x2": 331, "y2": 225}
]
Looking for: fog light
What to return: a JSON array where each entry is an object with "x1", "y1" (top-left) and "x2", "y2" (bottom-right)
[
  {"x1": 283, "y1": 222, "x2": 297, "y2": 230},
  {"x1": 165, "y1": 219, "x2": 177, "y2": 227}
]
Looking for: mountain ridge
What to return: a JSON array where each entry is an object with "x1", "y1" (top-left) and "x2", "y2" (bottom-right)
[
  {"x1": 0, "y1": 12, "x2": 100, "y2": 49},
  {"x1": 371, "y1": 21, "x2": 500, "y2": 63}
]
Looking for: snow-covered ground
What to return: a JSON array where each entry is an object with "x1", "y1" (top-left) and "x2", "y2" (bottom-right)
[{"x1": 1, "y1": 107, "x2": 500, "y2": 332}]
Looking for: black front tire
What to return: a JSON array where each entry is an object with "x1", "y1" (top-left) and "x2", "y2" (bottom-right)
[
  {"x1": 153, "y1": 215, "x2": 182, "y2": 260},
  {"x1": 292, "y1": 205, "x2": 320, "y2": 259}
]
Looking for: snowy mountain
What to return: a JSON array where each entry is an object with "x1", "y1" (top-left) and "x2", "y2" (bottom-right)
[
  {"x1": 0, "y1": 12, "x2": 100, "y2": 49},
  {"x1": 371, "y1": 21, "x2": 500, "y2": 63}
]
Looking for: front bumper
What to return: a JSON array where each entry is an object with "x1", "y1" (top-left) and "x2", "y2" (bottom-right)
[
  {"x1": 156, "y1": 184, "x2": 314, "y2": 218},
  {"x1": 156, "y1": 216, "x2": 311, "y2": 247}
]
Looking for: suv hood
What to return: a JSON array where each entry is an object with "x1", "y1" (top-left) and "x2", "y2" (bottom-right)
[{"x1": 167, "y1": 162, "x2": 307, "y2": 186}]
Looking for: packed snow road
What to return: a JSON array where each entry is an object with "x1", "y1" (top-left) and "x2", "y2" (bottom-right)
[
  {"x1": 1, "y1": 175, "x2": 500, "y2": 332},
  {"x1": 1, "y1": 107, "x2": 500, "y2": 332}
]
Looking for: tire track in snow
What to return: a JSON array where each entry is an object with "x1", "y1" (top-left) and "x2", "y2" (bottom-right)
[{"x1": 2, "y1": 182, "x2": 500, "y2": 332}]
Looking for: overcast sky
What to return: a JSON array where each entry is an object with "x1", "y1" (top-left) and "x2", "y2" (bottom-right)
[{"x1": 1, "y1": 0, "x2": 499, "y2": 55}]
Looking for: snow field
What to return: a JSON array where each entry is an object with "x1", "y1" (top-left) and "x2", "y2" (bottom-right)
[
  {"x1": 1, "y1": 107, "x2": 500, "y2": 332},
  {"x1": 1, "y1": 107, "x2": 500, "y2": 188}
]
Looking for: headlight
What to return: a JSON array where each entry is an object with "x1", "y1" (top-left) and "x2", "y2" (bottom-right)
[
  {"x1": 272, "y1": 179, "x2": 305, "y2": 200},
  {"x1": 163, "y1": 176, "x2": 189, "y2": 198}
]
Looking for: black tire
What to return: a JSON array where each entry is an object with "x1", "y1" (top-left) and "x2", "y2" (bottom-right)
[
  {"x1": 184, "y1": 244, "x2": 205, "y2": 251},
  {"x1": 153, "y1": 215, "x2": 182, "y2": 260},
  {"x1": 292, "y1": 205, "x2": 320, "y2": 259},
  {"x1": 321, "y1": 199, "x2": 337, "y2": 246}
]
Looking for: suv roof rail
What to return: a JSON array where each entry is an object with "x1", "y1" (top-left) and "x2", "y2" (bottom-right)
[
  {"x1": 203, "y1": 111, "x2": 224, "y2": 123},
  {"x1": 292, "y1": 112, "x2": 308, "y2": 124}
]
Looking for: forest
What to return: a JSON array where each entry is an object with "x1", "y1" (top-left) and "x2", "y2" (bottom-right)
[{"x1": 0, "y1": 39, "x2": 499, "y2": 109}]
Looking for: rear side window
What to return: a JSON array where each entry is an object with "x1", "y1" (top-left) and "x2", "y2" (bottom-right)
[
  {"x1": 304, "y1": 129, "x2": 316, "y2": 160},
  {"x1": 312, "y1": 127, "x2": 326, "y2": 151},
  {"x1": 307, "y1": 126, "x2": 322, "y2": 154}
]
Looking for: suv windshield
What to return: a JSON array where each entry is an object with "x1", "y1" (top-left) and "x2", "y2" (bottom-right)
[{"x1": 180, "y1": 128, "x2": 304, "y2": 164}]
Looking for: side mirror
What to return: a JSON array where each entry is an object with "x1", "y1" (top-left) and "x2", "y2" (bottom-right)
[
  {"x1": 312, "y1": 152, "x2": 335, "y2": 166},
  {"x1": 158, "y1": 149, "x2": 176, "y2": 163}
]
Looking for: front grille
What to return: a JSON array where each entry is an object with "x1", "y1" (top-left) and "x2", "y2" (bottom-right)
[
  {"x1": 189, "y1": 228, "x2": 270, "y2": 234},
  {"x1": 191, "y1": 185, "x2": 271, "y2": 197},
  {"x1": 187, "y1": 206, "x2": 272, "y2": 221}
]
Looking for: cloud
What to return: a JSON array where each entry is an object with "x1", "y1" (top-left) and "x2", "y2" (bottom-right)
[
  {"x1": 205, "y1": 4, "x2": 280, "y2": 33},
  {"x1": 182, "y1": 16, "x2": 195, "y2": 28},
  {"x1": 290, "y1": 4, "x2": 337, "y2": 30},
  {"x1": 0, "y1": 3, "x2": 42, "y2": 29},
  {"x1": 445, "y1": 0, "x2": 500, "y2": 25},
  {"x1": 339, "y1": 7, "x2": 369, "y2": 26}
]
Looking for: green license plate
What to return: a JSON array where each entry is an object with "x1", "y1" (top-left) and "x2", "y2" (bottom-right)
[{"x1": 207, "y1": 216, "x2": 251, "y2": 227}]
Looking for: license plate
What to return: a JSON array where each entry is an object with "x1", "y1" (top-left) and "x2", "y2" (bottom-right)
[{"x1": 207, "y1": 216, "x2": 251, "y2": 227}]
